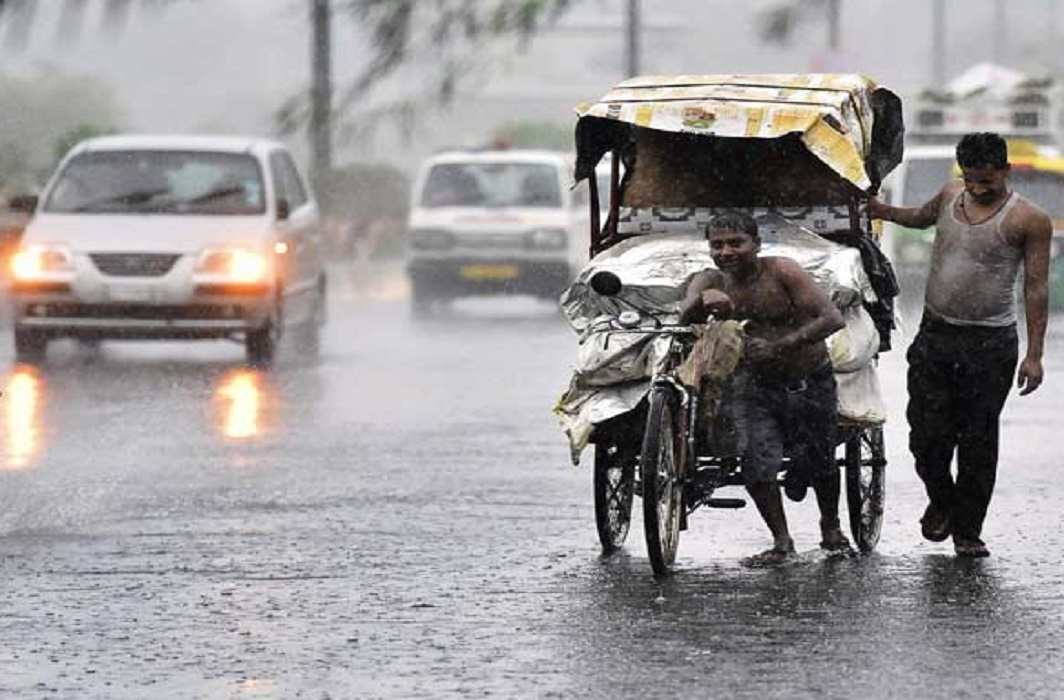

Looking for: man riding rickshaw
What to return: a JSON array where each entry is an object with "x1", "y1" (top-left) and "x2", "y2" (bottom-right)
[{"x1": 554, "y1": 74, "x2": 904, "y2": 575}]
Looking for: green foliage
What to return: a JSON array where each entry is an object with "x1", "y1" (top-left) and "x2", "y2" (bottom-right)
[
  {"x1": 278, "y1": 0, "x2": 575, "y2": 137},
  {"x1": 339, "y1": 0, "x2": 573, "y2": 98},
  {"x1": 0, "y1": 68, "x2": 123, "y2": 193},
  {"x1": 492, "y1": 120, "x2": 572, "y2": 150},
  {"x1": 757, "y1": 0, "x2": 831, "y2": 45},
  {"x1": 53, "y1": 124, "x2": 118, "y2": 164},
  {"x1": 315, "y1": 162, "x2": 411, "y2": 220}
]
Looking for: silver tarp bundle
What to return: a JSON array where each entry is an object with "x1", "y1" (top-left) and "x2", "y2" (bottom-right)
[{"x1": 554, "y1": 218, "x2": 886, "y2": 463}]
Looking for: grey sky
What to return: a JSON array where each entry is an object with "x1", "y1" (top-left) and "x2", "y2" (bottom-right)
[{"x1": 1, "y1": 0, "x2": 1062, "y2": 171}]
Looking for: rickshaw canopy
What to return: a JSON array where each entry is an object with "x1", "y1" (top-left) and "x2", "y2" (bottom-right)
[{"x1": 574, "y1": 73, "x2": 904, "y2": 194}]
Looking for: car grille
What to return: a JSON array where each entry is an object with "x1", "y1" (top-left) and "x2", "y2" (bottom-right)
[
  {"x1": 90, "y1": 253, "x2": 182, "y2": 277},
  {"x1": 31, "y1": 303, "x2": 239, "y2": 321}
]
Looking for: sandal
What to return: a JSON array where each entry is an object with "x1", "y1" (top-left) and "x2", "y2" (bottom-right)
[
  {"x1": 954, "y1": 537, "x2": 990, "y2": 558},
  {"x1": 820, "y1": 527, "x2": 853, "y2": 553},
  {"x1": 743, "y1": 540, "x2": 795, "y2": 566},
  {"x1": 920, "y1": 504, "x2": 952, "y2": 542}
]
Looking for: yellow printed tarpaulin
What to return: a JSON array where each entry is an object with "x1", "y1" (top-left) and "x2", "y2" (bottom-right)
[{"x1": 574, "y1": 74, "x2": 904, "y2": 193}]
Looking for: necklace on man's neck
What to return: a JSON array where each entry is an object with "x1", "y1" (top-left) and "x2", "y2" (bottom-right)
[{"x1": 960, "y1": 190, "x2": 1012, "y2": 226}]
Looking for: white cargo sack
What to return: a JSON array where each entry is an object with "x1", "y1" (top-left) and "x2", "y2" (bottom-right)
[
  {"x1": 836, "y1": 363, "x2": 886, "y2": 425},
  {"x1": 827, "y1": 304, "x2": 879, "y2": 374}
]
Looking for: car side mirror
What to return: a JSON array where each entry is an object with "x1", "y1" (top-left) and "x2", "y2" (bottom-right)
[
  {"x1": 276, "y1": 198, "x2": 290, "y2": 221},
  {"x1": 589, "y1": 270, "x2": 622, "y2": 296},
  {"x1": 7, "y1": 194, "x2": 38, "y2": 214}
]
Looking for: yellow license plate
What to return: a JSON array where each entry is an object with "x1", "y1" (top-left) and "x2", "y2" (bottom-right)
[{"x1": 459, "y1": 264, "x2": 520, "y2": 281}]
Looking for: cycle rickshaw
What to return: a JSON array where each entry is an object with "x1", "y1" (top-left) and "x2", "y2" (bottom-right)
[{"x1": 555, "y1": 74, "x2": 904, "y2": 575}]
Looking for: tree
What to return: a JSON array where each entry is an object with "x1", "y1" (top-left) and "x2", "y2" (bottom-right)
[
  {"x1": 0, "y1": 1, "x2": 195, "y2": 48},
  {"x1": 492, "y1": 120, "x2": 572, "y2": 150},
  {"x1": 277, "y1": 1, "x2": 577, "y2": 143},
  {"x1": 315, "y1": 162, "x2": 410, "y2": 222},
  {"x1": 757, "y1": 0, "x2": 839, "y2": 48},
  {"x1": 0, "y1": 67, "x2": 122, "y2": 193},
  {"x1": 53, "y1": 123, "x2": 118, "y2": 164}
]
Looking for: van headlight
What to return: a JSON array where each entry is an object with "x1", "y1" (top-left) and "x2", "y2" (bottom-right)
[
  {"x1": 11, "y1": 244, "x2": 74, "y2": 280},
  {"x1": 526, "y1": 228, "x2": 567, "y2": 250},
  {"x1": 195, "y1": 248, "x2": 269, "y2": 283}
]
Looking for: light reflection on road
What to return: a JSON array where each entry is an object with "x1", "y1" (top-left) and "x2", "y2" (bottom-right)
[
  {"x1": 230, "y1": 678, "x2": 278, "y2": 699},
  {"x1": 215, "y1": 369, "x2": 272, "y2": 440},
  {"x1": 3, "y1": 365, "x2": 42, "y2": 470}
]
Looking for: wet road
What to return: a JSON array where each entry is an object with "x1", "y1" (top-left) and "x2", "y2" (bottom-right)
[{"x1": 1, "y1": 272, "x2": 1063, "y2": 698}]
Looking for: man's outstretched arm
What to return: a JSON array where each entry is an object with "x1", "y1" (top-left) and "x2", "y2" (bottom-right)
[
  {"x1": 867, "y1": 186, "x2": 946, "y2": 229},
  {"x1": 744, "y1": 260, "x2": 844, "y2": 363},
  {"x1": 774, "y1": 261, "x2": 846, "y2": 350}
]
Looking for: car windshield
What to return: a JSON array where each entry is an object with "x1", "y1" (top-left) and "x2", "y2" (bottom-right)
[
  {"x1": 44, "y1": 150, "x2": 266, "y2": 215},
  {"x1": 901, "y1": 157, "x2": 956, "y2": 206},
  {"x1": 420, "y1": 162, "x2": 561, "y2": 208}
]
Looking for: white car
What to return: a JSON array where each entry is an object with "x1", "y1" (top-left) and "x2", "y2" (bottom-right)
[
  {"x1": 406, "y1": 149, "x2": 596, "y2": 313},
  {"x1": 9, "y1": 135, "x2": 326, "y2": 365}
]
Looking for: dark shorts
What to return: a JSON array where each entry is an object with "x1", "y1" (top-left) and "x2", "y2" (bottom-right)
[{"x1": 716, "y1": 364, "x2": 838, "y2": 485}]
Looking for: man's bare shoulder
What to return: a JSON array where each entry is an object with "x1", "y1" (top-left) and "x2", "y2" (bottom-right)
[
  {"x1": 942, "y1": 179, "x2": 965, "y2": 197},
  {"x1": 1006, "y1": 194, "x2": 1053, "y2": 240},
  {"x1": 761, "y1": 256, "x2": 812, "y2": 280}
]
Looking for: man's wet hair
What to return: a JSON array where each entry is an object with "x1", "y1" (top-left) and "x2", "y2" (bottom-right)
[
  {"x1": 706, "y1": 211, "x2": 759, "y2": 240},
  {"x1": 956, "y1": 132, "x2": 1008, "y2": 170}
]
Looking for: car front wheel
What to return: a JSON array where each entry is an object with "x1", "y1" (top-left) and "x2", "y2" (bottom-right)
[{"x1": 245, "y1": 300, "x2": 281, "y2": 367}]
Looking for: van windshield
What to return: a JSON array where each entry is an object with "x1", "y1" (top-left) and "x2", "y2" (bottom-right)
[
  {"x1": 420, "y1": 162, "x2": 561, "y2": 208},
  {"x1": 44, "y1": 150, "x2": 266, "y2": 215}
]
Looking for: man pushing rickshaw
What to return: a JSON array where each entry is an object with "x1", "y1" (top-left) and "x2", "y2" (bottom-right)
[
  {"x1": 679, "y1": 210, "x2": 850, "y2": 563},
  {"x1": 556, "y1": 73, "x2": 902, "y2": 575}
]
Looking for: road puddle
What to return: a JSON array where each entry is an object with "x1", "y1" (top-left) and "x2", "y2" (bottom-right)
[
  {"x1": 214, "y1": 369, "x2": 276, "y2": 441},
  {"x1": 2, "y1": 365, "x2": 43, "y2": 470}
]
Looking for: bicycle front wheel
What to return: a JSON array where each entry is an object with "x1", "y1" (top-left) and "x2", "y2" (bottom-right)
[{"x1": 641, "y1": 386, "x2": 683, "y2": 576}]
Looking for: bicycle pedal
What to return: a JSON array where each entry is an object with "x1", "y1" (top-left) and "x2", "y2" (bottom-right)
[{"x1": 704, "y1": 498, "x2": 746, "y2": 509}]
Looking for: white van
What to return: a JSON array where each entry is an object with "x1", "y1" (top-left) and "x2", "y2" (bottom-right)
[
  {"x1": 405, "y1": 149, "x2": 597, "y2": 313},
  {"x1": 9, "y1": 135, "x2": 326, "y2": 365}
]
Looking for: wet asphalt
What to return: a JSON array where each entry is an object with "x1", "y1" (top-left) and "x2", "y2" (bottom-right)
[{"x1": 1, "y1": 269, "x2": 1063, "y2": 699}]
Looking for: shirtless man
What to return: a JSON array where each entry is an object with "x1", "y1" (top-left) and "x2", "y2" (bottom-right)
[
  {"x1": 868, "y1": 132, "x2": 1050, "y2": 558},
  {"x1": 680, "y1": 211, "x2": 847, "y2": 563}
]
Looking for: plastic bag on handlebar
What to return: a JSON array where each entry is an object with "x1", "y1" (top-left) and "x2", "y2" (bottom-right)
[{"x1": 675, "y1": 320, "x2": 745, "y2": 391}]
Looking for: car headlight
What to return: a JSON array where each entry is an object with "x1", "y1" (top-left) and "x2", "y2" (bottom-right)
[
  {"x1": 526, "y1": 228, "x2": 567, "y2": 250},
  {"x1": 195, "y1": 248, "x2": 269, "y2": 283},
  {"x1": 410, "y1": 229, "x2": 454, "y2": 251},
  {"x1": 11, "y1": 244, "x2": 74, "y2": 280}
]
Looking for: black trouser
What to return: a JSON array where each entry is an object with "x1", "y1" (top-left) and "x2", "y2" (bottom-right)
[
  {"x1": 906, "y1": 315, "x2": 1018, "y2": 540},
  {"x1": 716, "y1": 364, "x2": 841, "y2": 525}
]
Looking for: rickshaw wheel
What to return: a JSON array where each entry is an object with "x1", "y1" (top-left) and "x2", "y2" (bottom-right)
[
  {"x1": 845, "y1": 424, "x2": 886, "y2": 553},
  {"x1": 593, "y1": 443, "x2": 635, "y2": 554},
  {"x1": 641, "y1": 386, "x2": 683, "y2": 576}
]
